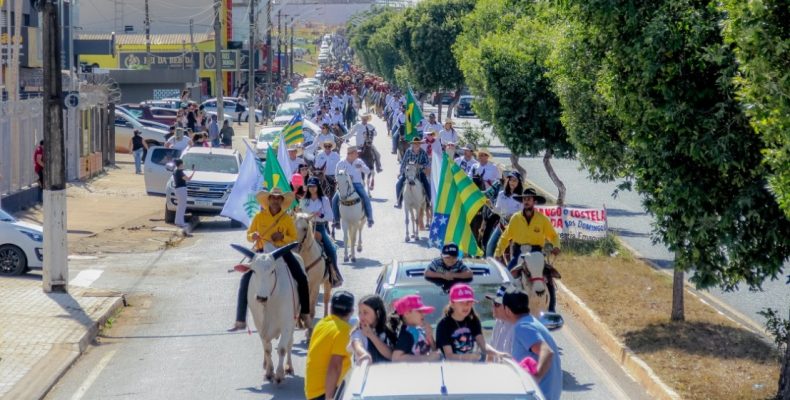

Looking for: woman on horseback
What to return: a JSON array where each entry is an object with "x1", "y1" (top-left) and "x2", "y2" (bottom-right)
[
  {"x1": 301, "y1": 177, "x2": 343, "y2": 287},
  {"x1": 485, "y1": 171, "x2": 524, "y2": 257}
]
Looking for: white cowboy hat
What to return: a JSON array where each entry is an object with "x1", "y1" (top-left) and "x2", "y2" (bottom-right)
[
  {"x1": 256, "y1": 187, "x2": 295, "y2": 209},
  {"x1": 321, "y1": 139, "x2": 336, "y2": 150},
  {"x1": 477, "y1": 148, "x2": 492, "y2": 157},
  {"x1": 346, "y1": 145, "x2": 359, "y2": 153}
]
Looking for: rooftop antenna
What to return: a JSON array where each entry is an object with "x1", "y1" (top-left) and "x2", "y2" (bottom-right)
[{"x1": 439, "y1": 360, "x2": 448, "y2": 396}]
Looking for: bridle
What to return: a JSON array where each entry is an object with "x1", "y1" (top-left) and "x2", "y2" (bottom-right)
[{"x1": 337, "y1": 171, "x2": 359, "y2": 201}]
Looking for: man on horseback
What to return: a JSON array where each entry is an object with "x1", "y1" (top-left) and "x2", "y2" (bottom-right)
[
  {"x1": 331, "y1": 146, "x2": 375, "y2": 228},
  {"x1": 394, "y1": 138, "x2": 431, "y2": 209},
  {"x1": 230, "y1": 188, "x2": 311, "y2": 332},
  {"x1": 471, "y1": 149, "x2": 500, "y2": 190},
  {"x1": 315, "y1": 124, "x2": 337, "y2": 152},
  {"x1": 350, "y1": 113, "x2": 382, "y2": 173},
  {"x1": 390, "y1": 104, "x2": 407, "y2": 155},
  {"x1": 456, "y1": 145, "x2": 476, "y2": 176},
  {"x1": 314, "y1": 139, "x2": 340, "y2": 195}
]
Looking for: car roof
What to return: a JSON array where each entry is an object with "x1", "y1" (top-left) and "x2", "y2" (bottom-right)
[
  {"x1": 278, "y1": 102, "x2": 302, "y2": 109},
  {"x1": 343, "y1": 360, "x2": 543, "y2": 399},
  {"x1": 259, "y1": 127, "x2": 282, "y2": 135},
  {"x1": 182, "y1": 147, "x2": 238, "y2": 156},
  {"x1": 384, "y1": 258, "x2": 511, "y2": 287}
]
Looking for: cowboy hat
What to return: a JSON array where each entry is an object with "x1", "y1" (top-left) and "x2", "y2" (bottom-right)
[
  {"x1": 513, "y1": 188, "x2": 547, "y2": 204},
  {"x1": 477, "y1": 148, "x2": 492, "y2": 157},
  {"x1": 460, "y1": 144, "x2": 474, "y2": 152},
  {"x1": 321, "y1": 139, "x2": 336, "y2": 150},
  {"x1": 346, "y1": 145, "x2": 359, "y2": 153},
  {"x1": 444, "y1": 119, "x2": 455, "y2": 125},
  {"x1": 361, "y1": 112, "x2": 372, "y2": 119},
  {"x1": 256, "y1": 187, "x2": 295, "y2": 209},
  {"x1": 410, "y1": 137, "x2": 423, "y2": 145}
]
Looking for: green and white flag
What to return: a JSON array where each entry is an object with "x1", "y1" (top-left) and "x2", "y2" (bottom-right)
[{"x1": 221, "y1": 142, "x2": 266, "y2": 227}]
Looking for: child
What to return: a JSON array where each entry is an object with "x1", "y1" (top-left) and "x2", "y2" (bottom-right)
[
  {"x1": 390, "y1": 294, "x2": 441, "y2": 362},
  {"x1": 348, "y1": 295, "x2": 396, "y2": 364},
  {"x1": 435, "y1": 283, "x2": 488, "y2": 361}
]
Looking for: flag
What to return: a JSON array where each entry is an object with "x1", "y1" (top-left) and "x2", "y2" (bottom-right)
[
  {"x1": 263, "y1": 146, "x2": 297, "y2": 209},
  {"x1": 220, "y1": 142, "x2": 266, "y2": 227},
  {"x1": 277, "y1": 134, "x2": 293, "y2": 179},
  {"x1": 431, "y1": 149, "x2": 442, "y2": 202},
  {"x1": 404, "y1": 89, "x2": 423, "y2": 143},
  {"x1": 282, "y1": 113, "x2": 304, "y2": 146},
  {"x1": 429, "y1": 153, "x2": 487, "y2": 256}
]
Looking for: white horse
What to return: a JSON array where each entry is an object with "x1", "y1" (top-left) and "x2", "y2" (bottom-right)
[
  {"x1": 402, "y1": 163, "x2": 426, "y2": 242},
  {"x1": 295, "y1": 213, "x2": 332, "y2": 326},
  {"x1": 514, "y1": 246, "x2": 551, "y2": 318},
  {"x1": 232, "y1": 243, "x2": 300, "y2": 384},
  {"x1": 336, "y1": 169, "x2": 366, "y2": 263}
]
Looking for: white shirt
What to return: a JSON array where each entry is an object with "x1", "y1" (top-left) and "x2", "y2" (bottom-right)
[
  {"x1": 494, "y1": 190, "x2": 523, "y2": 217},
  {"x1": 335, "y1": 158, "x2": 369, "y2": 184},
  {"x1": 166, "y1": 136, "x2": 191, "y2": 151},
  {"x1": 314, "y1": 151, "x2": 340, "y2": 175},
  {"x1": 455, "y1": 156, "x2": 475, "y2": 175},
  {"x1": 490, "y1": 320, "x2": 514, "y2": 354},
  {"x1": 439, "y1": 128, "x2": 459, "y2": 146},
  {"x1": 331, "y1": 112, "x2": 344, "y2": 125},
  {"x1": 315, "y1": 133, "x2": 336, "y2": 147},
  {"x1": 351, "y1": 123, "x2": 376, "y2": 146},
  {"x1": 300, "y1": 196, "x2": 334, "y2": 222},
  {"x1": 422, "y1": 122, "x2": 443, "y2": 136},
  {"x1": 321, "y1": 114, "x2": 332, "y2": 126},
  {"x1": 288, "y1": 156, "x2": 305, "y2": 174},
  {"x1": 472, "y1": 162, "x2": 500, "y2": 188}
]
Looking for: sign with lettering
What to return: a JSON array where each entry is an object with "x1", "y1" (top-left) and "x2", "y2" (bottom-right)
[
  {"x1": 200, "y1": 50, "x2": 250, "y2": 71},
  {"x1": 119, "y1": 52, "x2": 199, "y2": 69},
  {"x1": 535, "y1": 206, "x2": 608, "y2": 240}
]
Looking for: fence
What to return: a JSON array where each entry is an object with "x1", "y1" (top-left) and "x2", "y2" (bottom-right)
[{"x1": 0, "y1": 99, "x2": 44, "y2": 198}]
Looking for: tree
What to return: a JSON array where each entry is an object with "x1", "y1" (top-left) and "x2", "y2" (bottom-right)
[
  {"x1": 391, "y1": 0, "x2": 475, "y2": 120},
  {"x1": 555, "y1": 0, "x2": 790, "y2": 321},
  {"x1": 347, "y1": 9, "x2": 403, "y2": 81},
  {"x1": 455, "y1": 0, "x2": 574, "y2": 204},
  {"x1": 758, "y1": 307, "x2": 790, "y2": 399},
  {"x1": 719, "y1": 0, "x2": 790, "y2": 219}
]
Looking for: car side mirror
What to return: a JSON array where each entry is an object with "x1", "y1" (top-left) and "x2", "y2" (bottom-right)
[{"x1": 165, "y1": 162, "x2": 175, "y2": 172}]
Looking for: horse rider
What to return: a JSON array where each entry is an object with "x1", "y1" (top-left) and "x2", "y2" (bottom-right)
[
  {"x1": 471, "y1": 149, "x2": 500, "y2": 190},
  {"x1": 331, "y1": 145, "x2": 375, "y2": 228},
  {"x1": 439, "y1": 120, "x2": 459, "y2": 149},
  {"x1": 455, "y1": 145, "x2": 476, "y2": 176},
  {"x1": 422, "y1": 113, "x2": 443, "y2": 139},
  {"x1": 287, "y1": 146, "x2": 305, "y2": 174},
  {"x1": 394, "y1": 137, "x2": 431, "y2": 209},
  {"x1": 331, "y1": 107, "x2": 348, "y2": 135},
  {"x1": 314, "y1": 139, "x2": 340, "y2": 193},
  {"x1": 230, "y1": 188, "x2": 311, "y2": 332},
  {"x1": 315, "y1": 123, "x2": 337, "y2": 151},
  {"x1": 391, "y1": 104, "x2": 407, "y2": 154},
  {"x1": 301, "y1": 177, "x2": 344, "y2": 287},
  {"x1": 486, "y1": 171, "x2": 524, "y2": 257},
  {"x1": 494, "y1": 187, "x2": 561, "y2": 283},
  {"x1": 350, "y1": 113, "x2": 383, "y2": 173}
]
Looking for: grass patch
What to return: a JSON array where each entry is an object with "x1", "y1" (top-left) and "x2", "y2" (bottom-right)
[
  {"x1": 294, "y1": 60, "x2": 316, "y2": 77},
  {"x1": 557, "y1": 245, "x2": 780, "y2": 399}
]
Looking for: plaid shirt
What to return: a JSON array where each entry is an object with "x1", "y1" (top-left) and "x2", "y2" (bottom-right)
[
  {"x1": 427, "y1": 258, "x2": 470, "y2": 274},
  {"x1": 400, "y1": 148, "x2": 429, "y2": 175}
]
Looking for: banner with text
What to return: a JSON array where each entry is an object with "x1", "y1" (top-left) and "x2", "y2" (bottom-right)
[{"x1": 535, "y1": 206, "x2": 608, "y2": 240}]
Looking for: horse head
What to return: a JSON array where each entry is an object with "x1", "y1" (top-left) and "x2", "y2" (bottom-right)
[
  {"x1": 295, "y1": 212, "x2": 316, "y2": 245},
  {"x1": 232, "y1": 242, "x2": 297, "y2": 303},
  {"x1": 404, "y1": 162, "x2": 420, "y2": 185},
  {"x1": 517, "y1": 250, "x2": 547, "y2": 297}
]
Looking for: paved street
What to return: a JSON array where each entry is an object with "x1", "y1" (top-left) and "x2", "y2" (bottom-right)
[
  {"x1": 436, "y1": 105, "x2": 789, "y2": 332},
  {"x1": 42, "y1": 114, "x2": 650, "y2": 400}
]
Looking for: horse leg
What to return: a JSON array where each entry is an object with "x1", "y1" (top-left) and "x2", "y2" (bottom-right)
[
  {"x1": 418, "y1": 207, "x2": 426, "y2": 231},
  {"x1": 404, "y1": 207, "x2": 411, "y2": 242},
  {"x1": 285, "y1": 333, "x2": 295, "y2": 376},
  {"x1": 342, "y1": 224, "x2": 349, "y2": 263},
  {"x1": 356, "y1": 221, "x2": 363, "y2": 253},
  {"x1": 263, "y1": 339, "x2": 274, "y2": 381},
  {"x1": 413, "y1": 207, "x2": 420, "y2": 241}
]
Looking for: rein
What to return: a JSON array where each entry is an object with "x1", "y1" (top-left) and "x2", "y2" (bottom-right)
[{"x1": 297, "y1": 223, "x2": 324, "y2": 272}]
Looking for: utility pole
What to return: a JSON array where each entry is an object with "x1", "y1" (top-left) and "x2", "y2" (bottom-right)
[
  {"x1": 213, "y1": 0, "x2": 224, "y2": 117},
  {"x1": 277, "y1": 10, "x2": 281, "y2": 83},
  {"x1": 290, "y1": 17, "x2": 294, "y2": 80},
  {"x1": 182, "y1": 39, "x2": 186, "y2": 69},
  {"x1": 40, "y1": 0, "x2": 68, "y2": 293},
  {"x1": 248, "y1": 0, "x2": 256, "y2": 138},
  {"x1": 265, "y1": 0, "x2": 272, "y2": 121},
  {"x1": 144, "y1": 0, "x2": 150, "y2": 60},
  {"x1": 189, "y1": 18, "x2": 195, "y2": 50}
]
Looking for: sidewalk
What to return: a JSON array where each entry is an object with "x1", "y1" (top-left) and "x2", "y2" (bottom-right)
[{"x1": 0, "y1": 278, "x2": 124, "y2": 399}]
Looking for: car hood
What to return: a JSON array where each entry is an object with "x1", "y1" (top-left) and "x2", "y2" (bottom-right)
[
  {"x1": 255, "y1": 141, "x2": 272, "y2": 151},
  {"x1": 11, "y1": 219, "x2": 44, "y2": 233},
  {"x1": 273, "y1": 116, "x2": 293, "y2": 123},
  {"x1": 190, "y1": 171, "x2": 238, "y2": 184}
]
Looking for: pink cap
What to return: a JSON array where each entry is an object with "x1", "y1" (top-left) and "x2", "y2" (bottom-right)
[
  {"x1": 291, "y1": 173, "x2": 304, "y2": 187},
  {"x1": 393, "y1": 294, "x2": 435, "y2": 315},
  {"x1": 449, "y1": 283, "x2": 476, "y2": 303}
]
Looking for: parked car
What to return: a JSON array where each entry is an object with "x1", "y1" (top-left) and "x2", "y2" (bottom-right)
[
  {"x1": 253, "y1": 126, "x2": 283, "y2": 159},
  {"x1": 0, "y1": 208, "x2": 44, "y2": 276},
  {"x1": 299, "y1": 78, "x2": 320, "y2": 87},
  {"x1": 116, "y1": 106, "x2": 170, "y2": 130},
  {"x1": 143, "y1": 147, "x2": 182, "y2": 195},
  {"x1": 161, "y1": 147, "x2": 243, "y2": 227},
  {"x1": 202, "y1": 97, "x2": 262, "y2": 123},
  {"x1": 430, "y1": 92, "x2": 455, "y2": 106},
  {"x1": 142, "y1": 98, "x2": 182, "y2": 109},
  {"x1": 454, "y1": 95, "x2": 477, "y2": 117},
  {"x1": 335, "y1": 359, "x2": 545, "y2": 400},
  {"x1": 272, "y1": 102, "x2": 306, "y2": 126},
  {"x1": 114, "y1": 111, "x2": 168, "y2": 153},
  {"x1": 266, "y1": 119, "x2": 319, "y2": 152}
]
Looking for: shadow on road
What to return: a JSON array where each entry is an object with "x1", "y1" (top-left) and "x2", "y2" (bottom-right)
[
  {"x1": 343, "y1": 257, "x2": 380, "y2": 268},
  {"x1": 562, "y1": 370, "x2": 595, "y2": 392},
  {"x1": 237, "y1": 375, "x2": 305, "y2": 398}
]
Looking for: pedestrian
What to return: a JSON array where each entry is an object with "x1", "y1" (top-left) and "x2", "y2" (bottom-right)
[
  {"x1": 128, "y1": 130, "x2": 148, "y2": 174},
  {"x1": 172, "y1": 159, "x2": 195, "y2": 228},
  {"x1": 501, "y1": 286, "x2": 562, "y2": 400},
  {"x1": 348, "y1": 294, "x2": 396, "y2": 364},
  {"x1": 305, "y1": 291, "x2": 355, "y2": 400},
  {"x1": 192, "y1": 132, "x2": 208, "y2": 148},
  {"x1": 33, "y1": 140, "x2": 44, "y2": 202},
  {"x1": 165, "y1": 128, "x2": 192, "y2": 152},
  {"x1": 208, "y1": 114, "x2": 220, "y2": 147},
  {"x1": 235, "y1": 99, "x2": 245, "y2": 126},
  {"x1": 220, "y1": 120, "x2": 235, "y2": 148},
  {"x1": 390, "y1": 294, "x2": 441, "y2": 362},
  {"x1": 484, "y1": 285, "x2": 516, "y2": 358},
  {"x1": 179, "y1": 89, "x2": 190, "y2": 107},
  {"x1": 435, "y1": 283, "x2": 488, "y2": 361}
]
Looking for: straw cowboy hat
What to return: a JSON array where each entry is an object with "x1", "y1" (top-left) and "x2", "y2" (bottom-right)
[
  {"x1": 410, "y1": 137, "x2": 424, "y2": 145},
  {"x1": 444, "y1": 119, "x2": 455, "y2": 126},
  {"x1": 346, "y1": 145, "x2": 359, "y2": 154},
  {"x1": 321, "y1": 139, "x2": 336, "y2": 150},
  {"x1": 477, "y1": 148, "x2": 492, "y2": 157},
  {"x1": 256, "y1": 187, "x2": 295, "y2": 209},
  {"x1": 361, "y1": 112, "x2": 372, "y2": 119}
]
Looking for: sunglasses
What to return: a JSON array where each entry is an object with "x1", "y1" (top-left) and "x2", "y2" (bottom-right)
[{"x1": 493, "y1": 302, "x2": 503, "y2": 308}]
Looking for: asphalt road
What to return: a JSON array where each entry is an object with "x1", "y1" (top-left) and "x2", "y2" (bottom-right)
[
  {"x1": 436, "y1": 104, "x2": 789, "y2": 333},
  {"x1": 45, "y1": 114, "x2": 649, "y2": 400}
]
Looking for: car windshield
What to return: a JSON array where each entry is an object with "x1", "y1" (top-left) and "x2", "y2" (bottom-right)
[
  {"x1": 0, "y1": 209, "x2": 16, "y2": 222},
  {"x1": 125, "y1": 109, "x2": 143, "y2": 118},
  {"x1": 258, "y1": 130, "x2": 281, "y2": 142},
  {"x1": 180, "y1": 153, "x2": 239, "y2": 174},
  {"x1": 276, "y1": 105, "x2": 301, "y2": 117},
  {"x1": 381, "y1": 281, "x2": 500, "y2": 331}
]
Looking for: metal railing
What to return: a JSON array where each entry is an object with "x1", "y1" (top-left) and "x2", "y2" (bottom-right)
[{"x1": 0, "y1": 99, "x2": 44, "y2": 197}]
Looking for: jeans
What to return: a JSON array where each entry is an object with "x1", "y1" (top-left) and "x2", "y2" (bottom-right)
[
  {"x1": 174, "y1": 187, "x2": 188, "y2": 226},
  {"x1": 211, "y1": 138, "x2": 220, "y2": 148},
  {"x1": 315, "y1": 222, "x2": 337, "y2": 270},
  {"x1": 133, "y1": 148, "x2": 144, "y2": 174},
  {"x1": 391, "y1": 130, "x2": 399, "y2": 153},
  {"x1": 506, "y1": 244, "x2": 523, "y2": 271},
  {"x1": 486, "y1": 226, "x2": 502, "y2": 258},
  {"x1": 332, "y1": 182, "x2": 373, "y2": 224},
  {"x1": 395, "y1": 172, "x2": 431, "y2": 205},
  {"x1": 235, "y1": 250, "x2": 310, "y2": 323}
]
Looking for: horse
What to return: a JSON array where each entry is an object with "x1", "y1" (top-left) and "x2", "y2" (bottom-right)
[
  {"x1": 295, "y1": 214, "x2": 332, "y2": 331},
  {"x1": 512, "y1": 246, "x2": 552, "y2": 318},
  {"x1": 231, "y1": 242, "x2": 300, "y2": 384},
  {"x1": 336, "y1": 169, "x2": 366, "y2": 263},
  {"x1": 402, "y1": 163, "x2": 427, "y2": 242},
  {"x1": 359, "y1": 142, "x2": 377, "y2": 193}
]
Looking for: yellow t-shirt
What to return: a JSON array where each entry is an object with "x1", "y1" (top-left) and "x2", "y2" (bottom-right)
[
  {"x1": 305, "y1": 314, "x2": 352, "y2": 399},
  {"x1": 495, "y1": 210, "x2": 560, "y2": 257},
  {"x1": 246, "y1": 208, "x2": 296, "y2": 250}
]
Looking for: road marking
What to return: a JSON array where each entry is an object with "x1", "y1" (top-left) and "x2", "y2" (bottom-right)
[
  {"x1": 561, "y1": 325, "x2": 632, "y2": 400},
  {"x1": 69, "y1": 350, "x2": 116, "y2": 400},
  {"x1": 69, "y1": 269, "x2": 103, "y2": 288}
]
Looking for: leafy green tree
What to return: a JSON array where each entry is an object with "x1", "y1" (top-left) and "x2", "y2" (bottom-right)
[
  {"x1": 347, "y1": 9, "x2": 402, "y2": 81},
  {"x1": 556, "y1": 0, "x2": 790, "y2": 321},
  {"x1": 455, "y1": 0, "x2": 574, "y2": 203},
  {"x1": 391, "y1": 0, "x2": 475, "y2": 120},
  {"x1": 758, "y1": 307, "x2": 790, "y2": 399},
  {"x1": 719, "y1": 0, "x2": 790, "y2": 219}
]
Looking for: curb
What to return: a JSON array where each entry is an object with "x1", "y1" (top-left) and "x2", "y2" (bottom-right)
[
  {"x1": 557, "y1": 280, "x2": 681, "y2": 400},
  {"x1": 3, "y1": 293, "x2": 126, "y2": 400}
]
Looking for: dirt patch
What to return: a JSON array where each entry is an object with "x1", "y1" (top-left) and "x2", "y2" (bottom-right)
[{"x1": 557, "y1": 252, "x2": 780, "y2": 399}]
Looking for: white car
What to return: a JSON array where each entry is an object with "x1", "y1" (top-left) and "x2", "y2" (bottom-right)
[
  {"x1": 114, "y1": 111, "x2": 169, "y2": 153},
  {"x1": 335, "y1": 359, "x2": 545, "y2": 400},
  {"x1": 162, "y1": 147, "x2": 243, "y2": 227},
  {"x1": 273, "y1": 102, "x2": 306, "y2": 126},
  {"x1": 253, "y1": 126, "x2": 282, "y2": 159},
  {"x1": 260, "y1": 119, "x2": 320, "y2": 153},
  {"x1": 0, "y1": 208, "x2": 44, "y2": 276},
  {"x1": 202, "y1": 97, "x2": 263, "y2": 123}
]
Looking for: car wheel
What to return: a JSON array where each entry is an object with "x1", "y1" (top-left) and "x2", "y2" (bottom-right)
[
  {"x1": 230, "y1": 219, "x2": 242, "y2": 228},
  {"x1": 164, "y1": 208, "x2": 176, "y2": 224},
  {"x1": 0, "y1": 244, "x2": 27, "y2": 276}
]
